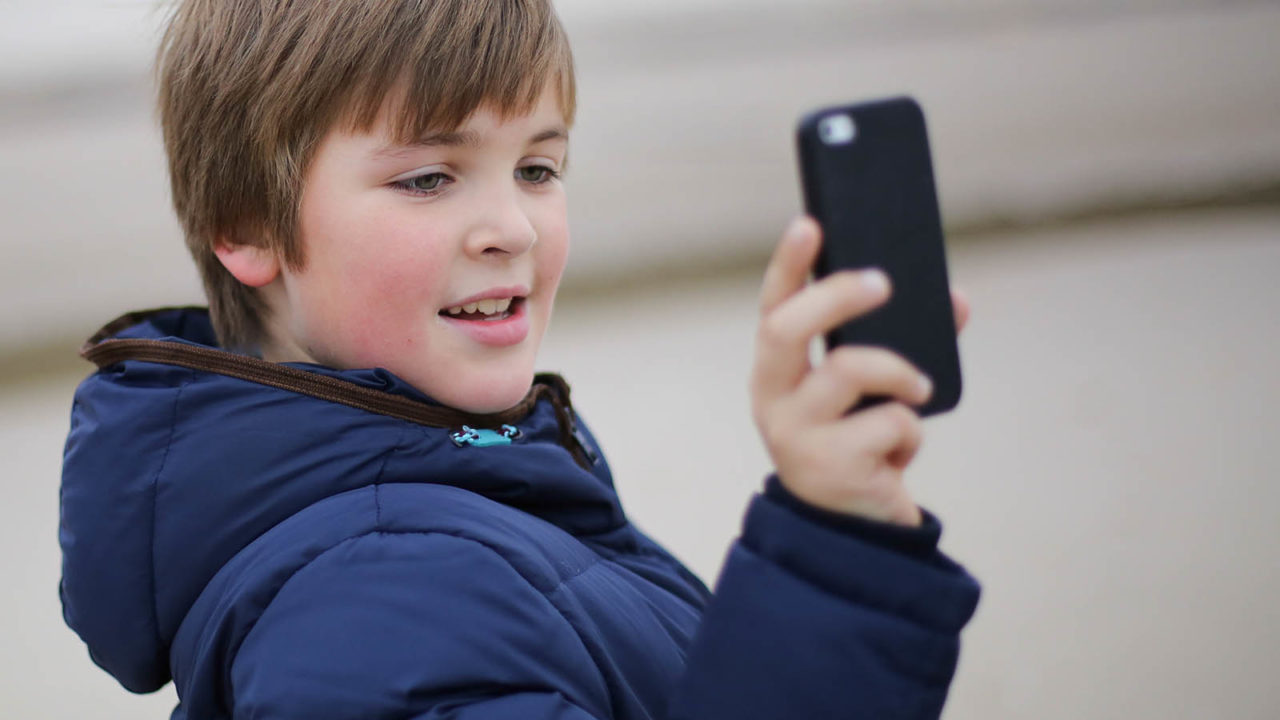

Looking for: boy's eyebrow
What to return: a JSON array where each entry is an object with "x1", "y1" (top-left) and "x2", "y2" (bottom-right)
[
  {"x1": 372, "y1": 126, "x2": 569, "y2": 160},
  {"x1": 527, "y1": 127, "x2": 569, "y2": 144}
]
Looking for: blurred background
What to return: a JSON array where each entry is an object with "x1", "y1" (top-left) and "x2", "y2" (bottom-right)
[{"x1": 3, "y1": 0, "x2": 1278, "y2": 717}]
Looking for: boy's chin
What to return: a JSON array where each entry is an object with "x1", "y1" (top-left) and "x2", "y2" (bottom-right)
[{"x1": 426, "y1": 372, "x2": 536, "y2": 415}]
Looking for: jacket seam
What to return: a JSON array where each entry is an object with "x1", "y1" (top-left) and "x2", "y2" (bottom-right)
[
  {"x1": 152, "y1": 372, "x2": 194, "y2": 647},
  {"x1": 369, "y1": 429, "x2": 407, "y2": 527},
  {"x1": 585, "y1": 541, "x2": 712, "y2": 611}
]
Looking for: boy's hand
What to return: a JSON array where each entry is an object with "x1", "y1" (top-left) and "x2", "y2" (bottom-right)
[{"x1": 750, "y1": 216, "x2": 969, "y2": 527}]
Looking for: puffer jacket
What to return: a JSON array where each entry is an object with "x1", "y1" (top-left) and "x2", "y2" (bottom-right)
[{"x1": 60, "y1": 307, "x2": 980, "y2": 719}]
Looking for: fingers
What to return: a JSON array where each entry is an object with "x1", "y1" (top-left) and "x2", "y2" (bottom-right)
[
  {"x1": 759, "y1": 216, "x2": 821, "y2": 315},
  {"x1": 753, "y1": 215, "x2": 826, "y2": 409},
  {"x1": 785, "y1": 346, "x2": 931, "y2": 423},
  {"x1": 841, "y1": 402, "x2": 925, "y2": 471},
  {"x1": 775, "y1": 401, "x2": 926, "y2": 524},
  {"x1": 767, "y1": 270, "x2": 890, "y2": 346},
  {"x1": 753, "y1": 269, "x2": 892, "y2": 406},
  {"x1": 751, "y1": 214, "x2": 949, "y2": 527}
]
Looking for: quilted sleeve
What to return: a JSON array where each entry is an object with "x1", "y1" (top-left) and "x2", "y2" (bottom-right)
[{"x1": 668, "y1": 492, "x2": 981, "y2": 720}]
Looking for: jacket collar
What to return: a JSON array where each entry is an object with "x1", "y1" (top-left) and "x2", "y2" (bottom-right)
[{"x1": 82, "y1": 307, "x2": 598, "y2": 470}]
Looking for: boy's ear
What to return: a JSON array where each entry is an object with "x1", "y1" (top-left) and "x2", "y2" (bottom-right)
[{"x1": 213, "y1": 236, "x2": 280, "y2": 288}]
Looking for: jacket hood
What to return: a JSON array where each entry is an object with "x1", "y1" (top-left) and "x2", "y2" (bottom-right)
[{"x1": 59, "y1": 307, "x2": 622, "y2": 693}]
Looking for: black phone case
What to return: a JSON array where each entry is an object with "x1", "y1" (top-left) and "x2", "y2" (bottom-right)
[{"x1": 796, "y1": 96, "x2": 962, "y2": 416}]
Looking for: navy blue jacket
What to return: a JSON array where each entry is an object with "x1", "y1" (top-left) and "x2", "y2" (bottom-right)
[{"x1": 60, "y1": 308, "x2": 979, "y2": 719}]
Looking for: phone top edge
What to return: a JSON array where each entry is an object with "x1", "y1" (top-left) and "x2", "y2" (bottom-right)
[
  {"x1": 794, "y1": 95, "x2": 923, "y2": 131},
  {"x1": 795, "y1": 95, "x2": 929, "y2": 277}
]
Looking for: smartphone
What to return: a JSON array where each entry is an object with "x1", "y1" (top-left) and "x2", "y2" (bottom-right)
[{"x1": 796, "y1": 96, "x2": 962, "y2": 417}]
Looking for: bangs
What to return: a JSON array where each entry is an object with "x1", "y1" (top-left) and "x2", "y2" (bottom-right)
[{"x1": 336, "y1": 0, "x2": 577, "y2": 142}]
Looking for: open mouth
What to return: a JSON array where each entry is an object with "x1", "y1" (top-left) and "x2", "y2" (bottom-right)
[{"x1": 438, "y1": 296, "x2": 525, "y2": 322}]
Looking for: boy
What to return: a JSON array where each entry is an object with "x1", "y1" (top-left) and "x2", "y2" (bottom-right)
[{"x1": 59, "y1": 1, "x2": 979, "y2": 718}]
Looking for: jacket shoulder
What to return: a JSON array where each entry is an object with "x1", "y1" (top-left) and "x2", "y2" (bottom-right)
[{"x1": 172, "y1": 483, "x2": 613, "y2": 717}]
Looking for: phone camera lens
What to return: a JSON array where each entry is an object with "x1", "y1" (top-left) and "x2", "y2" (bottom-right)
[{"x1": 818, "y1": 114, "x2": 857, "y2": 145}]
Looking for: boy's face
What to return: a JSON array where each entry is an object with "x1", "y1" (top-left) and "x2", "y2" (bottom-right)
[{"x1": 260, "y1": 88, "x2": 570, "y2": 413}]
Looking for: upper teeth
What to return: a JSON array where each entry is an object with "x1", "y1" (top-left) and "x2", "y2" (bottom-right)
[{"x1": 446, "y1": 297, "x2": 513, "y2": 316}]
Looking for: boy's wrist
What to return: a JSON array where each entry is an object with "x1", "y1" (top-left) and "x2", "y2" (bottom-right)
[{"x1": 763, "y1": 475, "x2": 941, "y2": 560}]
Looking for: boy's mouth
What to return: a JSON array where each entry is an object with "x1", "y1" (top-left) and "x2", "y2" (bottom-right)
[{"x1": 438, "y1": 296, "x2": 525, "y2": 322}]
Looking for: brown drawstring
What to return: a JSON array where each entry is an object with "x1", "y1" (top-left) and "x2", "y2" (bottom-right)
[{"x1": 81, "y1": 308, "x2": 595, "y2": 470}]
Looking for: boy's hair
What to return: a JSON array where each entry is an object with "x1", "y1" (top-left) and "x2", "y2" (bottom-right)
[{"x1": 157, "y1": 0, "x2": 577, "y2": 351}]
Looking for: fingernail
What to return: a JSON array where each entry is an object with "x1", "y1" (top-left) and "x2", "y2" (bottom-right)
[
  {"x1": 863, "y1": 269, "x2": 889, "y2": 294},
  {"x1": 787, "y1": 217, "x2": 811, "y2": 244},
  {"x1": 918, "y1": 374, "x2": 934, "y2": 400}
]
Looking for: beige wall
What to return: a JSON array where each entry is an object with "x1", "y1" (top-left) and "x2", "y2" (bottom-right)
[{"x1": 4, "y1": 1, "x2": 1279, "y2": 353}]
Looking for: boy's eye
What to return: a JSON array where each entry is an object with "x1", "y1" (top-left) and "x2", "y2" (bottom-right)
[
  {"x1": 402, "y1": 173, "x2": 449, "y2": 192},
  {"x1": 517, "y1": 166, "x2": 558, "y2": 184}
]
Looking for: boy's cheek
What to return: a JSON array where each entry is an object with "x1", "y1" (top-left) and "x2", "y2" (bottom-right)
[
  {"x1": 540, "y1": 241, "x2": 569, "y2": 286},
  {"x1": 292, "y1": 270, "x2": 435, "y2": 360},
  {"x1": 306, "y1": 305, "x2": 423, "y2": 371},
  {"x1": 323, "y1": 230, "x2": 451, "y2": 305},
  {"x1": 537, "y1": 217, "x2": 571, "y2": 284}
]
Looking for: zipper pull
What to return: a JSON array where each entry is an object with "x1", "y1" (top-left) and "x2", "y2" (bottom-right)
[{"x1": 450, "y1": 424, "x2": 521, "y2": 448}]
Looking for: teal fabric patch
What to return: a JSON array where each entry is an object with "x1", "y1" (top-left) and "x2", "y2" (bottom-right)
[{"x1": 450, "y1": 425, "x2": 521, "y2": 448}]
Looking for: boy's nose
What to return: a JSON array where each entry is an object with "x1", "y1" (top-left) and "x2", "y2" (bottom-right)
[{"x1": 465, "y1": 195, "x2": 537, "y2": 259}]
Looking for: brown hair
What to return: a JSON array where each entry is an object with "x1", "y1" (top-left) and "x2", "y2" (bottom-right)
[{"x1": 157, "y1": 0, "x2": 577, "y2": 350}]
